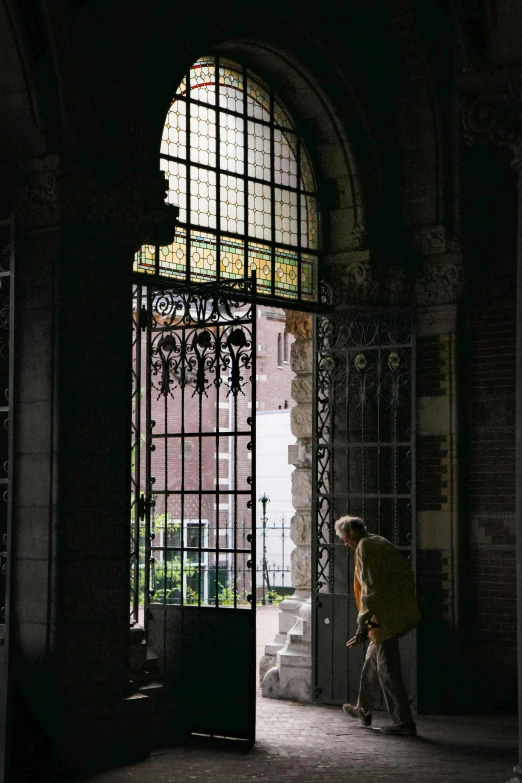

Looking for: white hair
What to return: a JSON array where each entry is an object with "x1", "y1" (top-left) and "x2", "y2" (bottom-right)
[{"x1": 334, "y1": 515, "x2": 367, "y2": 540}]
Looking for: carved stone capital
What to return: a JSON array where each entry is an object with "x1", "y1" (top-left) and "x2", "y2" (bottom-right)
[
  {"x1": 462, "y1": 77, "x2": 522, "y2": 167},
  {"x1": 64, "y1": 161, "x2": 178, "y2": 247},
  {"x1": 330, "y1": 258, "x2": 379, "y2": 305},
  {"x1": 408, "y1": 225, "x2": 461, "y2": 256},
  {"x1": 324, "y1": 255, "x2": 410, "y2": 307},
  {"x1": 17, "y1": 155, "x2": 60, "y2": 230},
  {"x1": 16, "y1": 156, "x2": 178, "y2": 246},
  {"x1": 349, "y1": 223, "x2": 368, "y2": 251},
  {"x1": 415, "y1": 256, "x2": 463, "y2": 306}
]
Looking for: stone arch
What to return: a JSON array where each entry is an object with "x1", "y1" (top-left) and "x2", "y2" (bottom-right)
[{"x1": 0, "y1": 0, "x2": 49, "y2": 209}]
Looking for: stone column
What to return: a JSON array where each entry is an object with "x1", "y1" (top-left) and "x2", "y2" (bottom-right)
[
  {"x1": 412, "y1": 227, "x2": 463, "y2": 711},
  {"x1": 462, "y1": 82, "x2": 522, "y2": 783},
  {"x1": 12, "y1": 154, "x2": 176, "y2": 771},
  {"x1": 511, "y1": 147, "x2": 522, "y2": 783},
  {"x1": 260, "y1": 311, "x2": 314, "y2": 701}
]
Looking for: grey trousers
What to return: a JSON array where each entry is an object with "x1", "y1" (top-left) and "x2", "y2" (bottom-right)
[{"x1": 357, "y1": 635, "x2": 414, "y2": 726}]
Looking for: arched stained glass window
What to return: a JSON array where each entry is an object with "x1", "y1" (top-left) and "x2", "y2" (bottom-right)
[{"x1": 134, "y1": 56, "x2": 320, "y2": 302}]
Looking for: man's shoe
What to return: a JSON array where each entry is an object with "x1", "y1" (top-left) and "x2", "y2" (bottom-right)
[
  {"x1": 378, "y1": 722, "x2": 417, "y2": 736},
  {"x1": 342, "y1": 704, "x2": 372, "y2": 726}
]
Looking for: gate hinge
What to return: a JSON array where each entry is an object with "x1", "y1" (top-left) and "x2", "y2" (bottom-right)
[{"x1": 138, "y1": 305, "x2": 149, "y2": 331}]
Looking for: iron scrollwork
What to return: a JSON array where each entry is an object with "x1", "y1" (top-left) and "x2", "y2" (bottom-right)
[
  {"x1": 147, "y1": 279, "x2": 253, "y2": 400},
  {"x1": 313, "y1": 307, "x2": 414, "y2": 596}
]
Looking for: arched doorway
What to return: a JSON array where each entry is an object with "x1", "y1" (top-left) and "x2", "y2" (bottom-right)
[
  {"x1": 130, "y1": 54, "x2": 322, "y2": 745},
  {"x1": 129, "y1": 49, "x2": 417, "y2": 746}
]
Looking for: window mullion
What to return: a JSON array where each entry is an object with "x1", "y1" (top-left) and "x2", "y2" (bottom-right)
[
  {"x1": 215, "y1": 56, "x2": 221, "y2": 283},
  {"x1": 186, "y1": 66, "x2": 192, "y2": 283},
  {"x1": 243, "y1": 64, "x2": 248, "y2": 281},
  {"x1": 270, "y1": 90, "x2": 275, "y2": 298}
]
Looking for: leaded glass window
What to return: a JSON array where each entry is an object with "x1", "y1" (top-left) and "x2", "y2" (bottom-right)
[{"x1": 134, "y1": 56, "x2": 320, "y2": 302}]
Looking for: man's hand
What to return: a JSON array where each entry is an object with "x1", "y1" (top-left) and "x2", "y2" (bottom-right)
[{"x1": 355, "y1": 624, "x2": 369, "y2": 644}]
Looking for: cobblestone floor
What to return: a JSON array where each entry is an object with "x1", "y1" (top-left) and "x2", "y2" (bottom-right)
[
  {"x1": 81, "y1": 609, "x2": 518, "y2": 783},
  {"x1": 81, "y1": 703, "x2": 517, "y2": 783}
]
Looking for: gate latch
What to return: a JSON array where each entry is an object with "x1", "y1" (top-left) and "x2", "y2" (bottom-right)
[{"x1": 138, "y1": 493, "x2": 147, "y2": 520}]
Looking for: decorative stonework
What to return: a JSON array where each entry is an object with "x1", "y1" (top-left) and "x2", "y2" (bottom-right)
[
  {"x1": 462, "y1": 78, "x2": 522, "y2": 168},
  {"x1": 284, "y1": 311, "x2": 313, "y2": 340},
  {"x1": 17, "y1": 155, "x2": 178, "y2": 246},
  {"x1": 64, "y1": 162, "x2": 178, "y2": 246},
  {"x1": 17, "y1": 156, "x2": 60, "y2": 230},
  {"x1": 415, "y1": 257, "x2": 463, "y2": 306},
  {"x1": 349, "y1": 223, "x2": 368, "y2": 250},
  {"x1": 410, "y1": 225, "x2": 447, "y2": 255},
  {"x1": 260, "y1": 307, "x2": 314, "y2": 700}
]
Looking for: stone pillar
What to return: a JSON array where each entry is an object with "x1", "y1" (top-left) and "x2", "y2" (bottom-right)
[
  {"x1": 260, "y1": 311, "x2": 314, "y2": 700},
  {"x1": 412, "y1": 231, "x2": 463, "y2": 711},
  {"x1": 12, "y1": 154, "x2": 176, "y2": 771},
  {"x1": 462, "y1": 83, "x2": 522, "y2": 783},
  {"x1": 510, "y1": 121, "x2": 522, "y2": 783}
]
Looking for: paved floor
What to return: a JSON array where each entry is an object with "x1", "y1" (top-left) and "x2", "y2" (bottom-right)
[{"x1": 81, "y1": 607, "x2": 518, "y2": 783}]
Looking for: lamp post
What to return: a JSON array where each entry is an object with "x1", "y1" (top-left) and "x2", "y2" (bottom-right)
[{"x1": 260, "y1": 493, "x2": 270, "y2": 605}]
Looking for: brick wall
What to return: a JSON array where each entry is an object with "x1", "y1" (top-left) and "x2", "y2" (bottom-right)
[
  {"x1": 464, "y1": 275, "x2": 517, "y2": 710},
  {"x1": 256, "y1": 307, "x2": 295, "y2": 411},
  {"x1": 415, "y1": 328, "x2": 457, "y2": 711},
  {"x1": 417, "y1": 435, "x2": 449, "y2": 512}
]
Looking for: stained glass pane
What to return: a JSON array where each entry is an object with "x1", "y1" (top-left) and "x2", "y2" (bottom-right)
[
  {"x1": 190, "y1": 103, "x2": 216, "y2": 168},
  {"x1": 275, "y1": 188, "x2": 298, "y2": 246},
  {"x1": 160, "y1": 158, "x2": 187, "y2": 223},
  {"x1": 219, "y1": 59, "x2": 244, "y2": 113},
  {"x1": 274, "y1": 247, "x2": 299, "y2": 295},
  {"x1": 161, "y1": 100, "x2": 186, "y2": 160},
  {"x1": 190, "y1": 58, "x2": 216, "y2": 104},
  {"x1": 247, "y1": 241, "x2": 272, "y2": 294},
  {"x1": 300, "y1": 141, "x2": 316, "y2": 192},
  {"x1": 301, "y1": 252, "x2": 318, "y2": 301},
  {"x1": 190, "y1": 230, "x2": 217, "y2": 281},
  {"x1": 247, "y1": 121, "x2": 271, "y2": 181},
  {"x1": 149, "y1": 56, "x2": 320, "y2": 302},
  {"x1": 248, "y1": 181, "x2": 271, "y2": 241},
  {"x1": 274, "y1": 129, "x2": 298, "y2": 189},
  {"x1": 220, "y1": 174, "x2": 245, "y2": 235},
  {"x1": 190, "y1": 167, "x2": 217, "y2": 229},
  {"x1": 220, "y1": 113, "x2": 244, "y2": 174},
  {"x1": 246, "y1": 75, "x2": 270, "y2": 122},
  {"x1": 274, "y1": 97, "x2": 295, "y2": 130},
  {"x1": 220, "y1": 235, "x2": 246, "y2": 279},
  {"x1": 159, "y1": 227, "x2": 187, "y2": 277},
  {"x1": 301, "y1": 194, "x2": 319, "y2": 249},
  {"x1": 134, "y1": 244, "x2": 156, "y2": 275},
  {"x1": 175, "y1": 75, "x2": 187, "y2": 97}
]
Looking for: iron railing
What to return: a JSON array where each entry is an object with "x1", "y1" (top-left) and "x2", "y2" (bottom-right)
[{"x1": 130, "y1": 509, "x2": 292, "y2": 620}]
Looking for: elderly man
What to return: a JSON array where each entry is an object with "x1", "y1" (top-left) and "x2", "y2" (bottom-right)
[{"x1": 335, "y1": 515, "x2": 420, "y2": 736}]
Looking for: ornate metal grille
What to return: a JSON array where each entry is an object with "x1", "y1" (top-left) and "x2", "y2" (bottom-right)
[
  {"x1": 131, "y1": 277, "x2": 256, "y2": 623},
  {"x1": 312, "y1": 308, "x2": 416, "y2": 705},
  {"x1": 134, "y1": 55, "x2": 319, "y2": 304}
]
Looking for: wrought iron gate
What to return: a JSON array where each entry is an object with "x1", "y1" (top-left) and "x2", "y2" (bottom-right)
[
  {"x1": 131, "y1": 277, "x2": 256, "y2": 743},
  {"x1": 0, "y1": 217, "x2": 13, "y2": 780},
  {"x1": 312, "y1": 308, "x2": 416, "y2": 707}
]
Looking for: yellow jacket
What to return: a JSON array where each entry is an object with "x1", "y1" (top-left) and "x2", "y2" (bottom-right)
[{"x1": 354, "y1": 534, "x2": 420, "y2": 644}]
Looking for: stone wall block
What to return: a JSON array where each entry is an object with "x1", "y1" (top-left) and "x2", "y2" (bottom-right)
[
  {"x1": 291, "y1": 375, "x2": 313, "y2": 404},
  {"x1": 290, "y1": 512, "x2": 311, "y2": 546},
  {"x1": 290, "y1": 340, "x2": 313, "y2": 375},
  {"x1": 290, "y1": 404, "x2": 313, "y2": 439},
  {"x1": 292, "y1": 468, "x2": 312, "y2": 510},
  {"x1": 285, "y1": 311, "x2": 313, "y2": 340},
  {"x1": 290, "y1": 548, "x2": 312, "y2": 590}
]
